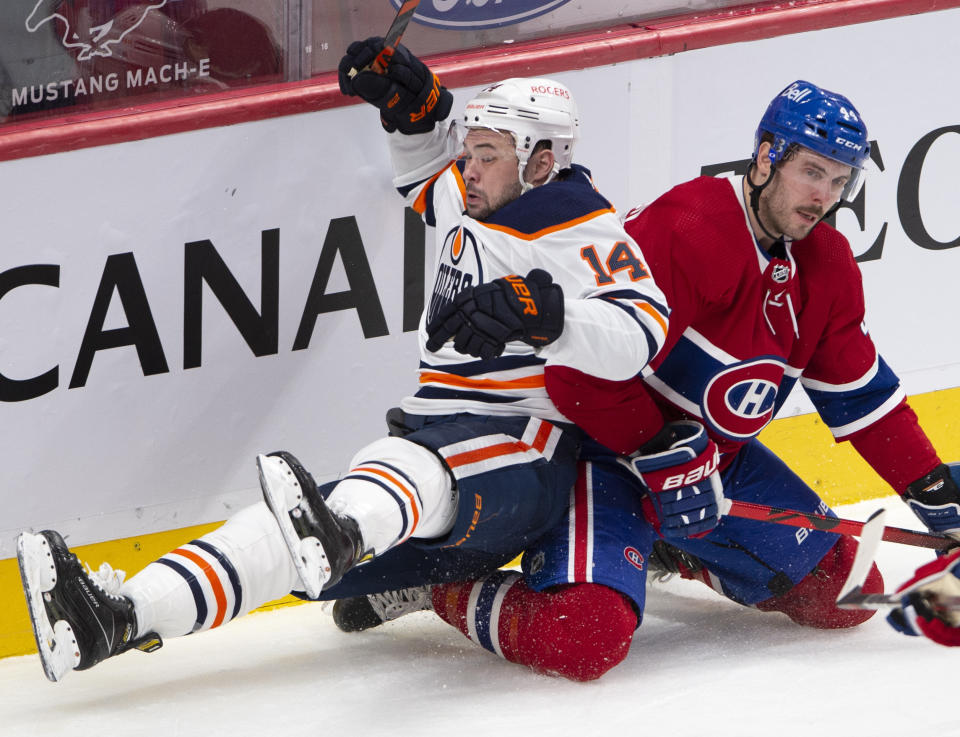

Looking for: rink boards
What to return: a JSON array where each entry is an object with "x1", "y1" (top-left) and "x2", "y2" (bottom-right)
[{"x1": 3, "y1": 3, "x2": 960, "y2": 658}]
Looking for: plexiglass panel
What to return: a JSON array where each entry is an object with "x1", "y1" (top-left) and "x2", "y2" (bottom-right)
[{"x1": 0, "y1": 0, "x2": 747, "y2": 127}]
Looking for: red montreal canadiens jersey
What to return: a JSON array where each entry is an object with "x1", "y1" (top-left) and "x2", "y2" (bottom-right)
[{"x1": 609, "y1": 175, "x2": 937, "y2": 490}]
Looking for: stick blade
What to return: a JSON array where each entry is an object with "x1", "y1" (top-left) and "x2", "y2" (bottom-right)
[{"x1": 836, "y1": 508, "x2": 886, "y2": 609}]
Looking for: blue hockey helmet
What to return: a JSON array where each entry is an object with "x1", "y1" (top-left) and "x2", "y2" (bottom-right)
[{"x1": 753, "y1": 80, "x2": 870, "y2": 201}]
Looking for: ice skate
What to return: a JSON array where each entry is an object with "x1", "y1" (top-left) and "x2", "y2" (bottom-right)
[
  {"x1": 257, "y1": 451, "x2": 366, "y2": 599},
  {"x1": 332, "y1": 586, "x2": 434, "y2": 633},
  {"x1": 648, "y1": 540, "x2": 705, "y2": 583},
  {"x1": 17, "y1": 530, "x2": 161, "y2": 682}
]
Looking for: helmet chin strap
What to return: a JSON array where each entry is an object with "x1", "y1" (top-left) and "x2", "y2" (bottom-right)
[{"x1": 746, "y1": 161, "x2": 786, "y2": 244}]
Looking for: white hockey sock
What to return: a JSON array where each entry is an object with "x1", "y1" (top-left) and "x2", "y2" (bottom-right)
[
  {"x1": 122, "y1": 502, "x2": 299, "y2": 639},
  {"x1": 326, "y1": 436, "x2": 457, "y2": 555}
]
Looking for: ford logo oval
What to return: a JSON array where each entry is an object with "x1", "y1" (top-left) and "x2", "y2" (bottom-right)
[{"x1": 391, "y1": 0, "x2": 573, "y2": 30}]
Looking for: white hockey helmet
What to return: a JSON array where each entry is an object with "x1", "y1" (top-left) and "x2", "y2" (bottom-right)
[{"x1": 461, "y1": 78, "x2": 580, "y2": 178}]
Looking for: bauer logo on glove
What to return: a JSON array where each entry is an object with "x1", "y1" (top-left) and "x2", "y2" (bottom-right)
[
  {"x1": 621, "y1": 420, "x2": 726, "y2": 539},
  {"x1": 425, "y1": 269, "x2": 564, "y2": 360},
  {"x1": 338, "y1": 37, "x2": 453, "y2": 135}
]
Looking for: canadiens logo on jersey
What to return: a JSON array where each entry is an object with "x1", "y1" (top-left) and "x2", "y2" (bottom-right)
[
  {"x1": 623, "y1": 547, "x2": 645, "y2": 571},
  {"x1": 426, "y1": 225, "x2": 482, "y2": 324},
  {"x1": 702, "y1": 358, "x2": 785, "y2": 439},
  {"x1": 649, "y1": 331, "x2": 788, "y2": 443}
]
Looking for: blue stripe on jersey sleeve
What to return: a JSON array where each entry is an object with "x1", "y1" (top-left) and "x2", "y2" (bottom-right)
[
  {"x1": 419, "y1": 354, "x2": 545, "y2": 377},
  {"x1": 595, "y1": 293, "x2": 664, "y2": 366},
  {"x1": 398, "y1": 161, "x2": 461, "y2": 228},
  {"x1": 805, "y1": 356, "x2": 902, "y2": 429},
  {"x1": 599, "y1": 289, "x2": 670, "y2": 320},
  {"x1": 773, "y1": 374, "x2": 799, "y2": 418},
  {"x1": 413, "y1": 386, "x2": 526, "y2": 404},
  {"x1": 653, "y1": 333, "x2": 726, "y2": 406}
]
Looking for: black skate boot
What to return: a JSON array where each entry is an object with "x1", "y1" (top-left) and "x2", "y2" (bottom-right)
[
  {"x1": 332, "y1": 586, "x2": 434, "y2": 633},
  {"x1": 17, "y1": 530, "x2": 162, "y2": 682},
  {"x1": 257, "y1": 450, "x2": 367, "y2": 599},
  {"x1": 648, "y1": 539, "x2": 705, "y2": 583}
]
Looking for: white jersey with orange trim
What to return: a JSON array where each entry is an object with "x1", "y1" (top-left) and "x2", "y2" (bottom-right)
[{"x1": 388, "y1": 126, "x2": 670, "y2": 422}]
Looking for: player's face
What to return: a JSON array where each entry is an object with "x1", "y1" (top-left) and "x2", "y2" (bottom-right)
[
  {"x1": 460, "y1": 128, "x2": 523, "y2": 220},
  {"x1": 760, "y1": 148, "x2": 853, "y2": 240}
]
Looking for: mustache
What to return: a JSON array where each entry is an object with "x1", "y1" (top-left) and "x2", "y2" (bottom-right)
[{"x1": 798, "y1": 206, "x2": 824, "y2": 218}]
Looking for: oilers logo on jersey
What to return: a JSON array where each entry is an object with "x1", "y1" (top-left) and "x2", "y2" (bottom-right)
[{"x1": 427, "y1": 225, "x2": 482, "y2": 324}]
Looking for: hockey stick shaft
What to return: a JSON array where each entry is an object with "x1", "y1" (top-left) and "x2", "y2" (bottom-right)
[
  {"x1": 726, "y1": 499, "x2": 954, "y2": 551},
  {"x1": 349, "y1": 0, "x2": 422, "y2": 77},
  {"x1": 838, "y1": 590, "x2": 960, "y2": 610}
]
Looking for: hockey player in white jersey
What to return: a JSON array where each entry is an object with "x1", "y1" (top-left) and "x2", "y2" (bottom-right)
[{"x1": 16, "y1": 39, "x2": 672, "y2": 682}]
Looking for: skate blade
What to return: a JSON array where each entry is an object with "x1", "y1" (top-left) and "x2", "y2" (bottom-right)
[
  {"x1": 17, "y1": 533, "x2": 81, "y2": 682},
  {"x1": 256, "y1": 455, "x2": 331, "y2": 600}
]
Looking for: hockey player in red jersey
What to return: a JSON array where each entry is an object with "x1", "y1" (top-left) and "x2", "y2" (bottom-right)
[
  {"x1": 15, "y1": 41, "x2": 671, "y2": 683},
  {"x1": 888, "y1": 550, "x2": 960, "y2": 645},
  {"x1": 334, "y1": 80, "x2": 960, "y2": 681}
]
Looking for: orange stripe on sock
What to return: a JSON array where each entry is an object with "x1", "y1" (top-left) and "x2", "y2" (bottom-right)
[
  {"x1": 173, "y1": 547, "x2": 228, "y2": 629},
  {"x1": 354, "y1": 465, "x2": 421, "y2": 531}
]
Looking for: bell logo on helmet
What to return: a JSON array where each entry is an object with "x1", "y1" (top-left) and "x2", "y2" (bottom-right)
[
  {"x1": 755, "y1": 79, "x2": 871, "y2": 201},
  {"x1": 781, "y1": 83, "x2": 813, "y2": 103}
]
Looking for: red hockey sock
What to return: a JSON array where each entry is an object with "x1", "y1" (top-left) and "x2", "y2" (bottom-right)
[
  {"x1": 756, "y1": 535, "x2": 883, "y2": 628},
  {"x1": 432, "y1": 572, "x2": 637, "y2": 681}
]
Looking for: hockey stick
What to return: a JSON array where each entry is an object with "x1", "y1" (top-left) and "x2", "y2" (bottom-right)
[
  {"x1": 348, "y1": 0, "x2": 423, "y2": 78},
  {"x1": 835, "y1": 508, "x2": 889, "y2": 609},
  {"x1": 835, "y1": 509, "x2": 960, "y2": 611},
  {"x1": 726, "y1": 499, "x2": 955, "y2": 551}
]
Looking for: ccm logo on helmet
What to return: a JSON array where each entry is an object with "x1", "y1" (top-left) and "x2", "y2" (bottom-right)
[
  {"x1": 835, "y1": 137, "x2": 864, "y2": 151},
  {"x1": 660, "y1": 445, "x2": 719, "y2": 490}
]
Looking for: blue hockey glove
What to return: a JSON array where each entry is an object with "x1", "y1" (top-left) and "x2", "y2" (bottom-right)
[
  {"x1": 887, "y1": 548, "x2": 960, "y2": 646},
  {"x1": 903, "y1": 463, "x2": 960, "y2": 539},
  {"x1": 425, "y1": 269, "x2": 564, "y2": 360},
  {"x1": 338, "y1": 37, "x2": 453, "y2": 134},
  {"x1": 623, "y1": 421, "x2": 724, "y2": 539}
]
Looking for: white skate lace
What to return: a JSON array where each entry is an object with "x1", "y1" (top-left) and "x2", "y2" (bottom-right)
[
  {"x1": 368, "y1": 587, "x2": 433, "y2": 622},
  {"x1": 86, "y1": 562, "x2": 128, "y2": 599}
]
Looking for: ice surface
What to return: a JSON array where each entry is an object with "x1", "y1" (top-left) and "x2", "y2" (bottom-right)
[{"x1": 1, "y1": 500, "x2": 956, "y2": 737}]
